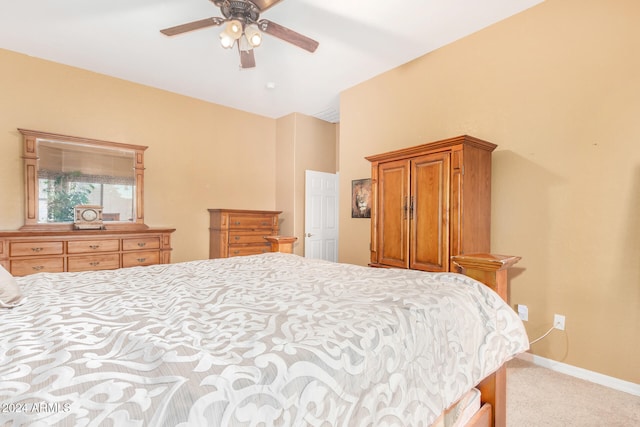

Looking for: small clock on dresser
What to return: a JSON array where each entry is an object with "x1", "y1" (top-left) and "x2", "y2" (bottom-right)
[{"x1": 74, "y1": 205, "x2": 104, "y2": 230}]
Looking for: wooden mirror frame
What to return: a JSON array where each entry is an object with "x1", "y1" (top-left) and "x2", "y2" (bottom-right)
[{"x1": 19, "y1": 129, "x2": 148, "y2": 231}]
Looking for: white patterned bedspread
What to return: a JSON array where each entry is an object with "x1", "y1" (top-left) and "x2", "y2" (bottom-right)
[{"x1": 0, "y1": 253, "x2": 528, "y2": 427}]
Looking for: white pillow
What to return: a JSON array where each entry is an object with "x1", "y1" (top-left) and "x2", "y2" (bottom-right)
[{"x1": 0, "y1": 264, "x2": 24, "y2": 308}]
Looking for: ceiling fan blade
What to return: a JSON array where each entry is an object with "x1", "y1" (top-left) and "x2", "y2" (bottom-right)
[
  {"x1": 160, "y1": 17, "x2": 225, "y2": 36},
  {"x1": 239, "y1": 48, "x2": 256, "y2": 69},
  {"x1": 249, "y1": 0, "x2": 284, "y2": 12},
  {"x1": 258, "y1": 19, "x2": 319, "y2": 53}
]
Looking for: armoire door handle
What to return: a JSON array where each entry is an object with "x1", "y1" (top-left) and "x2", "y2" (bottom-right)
[
  {"x1": 403, "y1": 196, "x2": 408, "y2": 219},
  {"x1": 410, "y1": 196, "x2": 415, "y2": 220}
]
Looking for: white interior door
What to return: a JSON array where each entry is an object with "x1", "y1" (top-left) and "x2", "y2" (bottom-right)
[{"x1": 304, "y1": 170, "x2": 339, "y2": 261}]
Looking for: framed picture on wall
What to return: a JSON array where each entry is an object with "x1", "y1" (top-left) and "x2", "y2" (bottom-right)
[{"x1": 351, "y1": 178, "x2": 371, "y2": 218}]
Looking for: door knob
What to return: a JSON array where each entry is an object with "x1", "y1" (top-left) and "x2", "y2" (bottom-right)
[{"x1": 306, "y1": 233, "x2": 313, "y2": 237}]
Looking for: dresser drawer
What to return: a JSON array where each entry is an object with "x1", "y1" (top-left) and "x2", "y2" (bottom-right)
[
  {"x1": 11, "y1": 257, "x2": 64, "y2": 276},
  {"x1": 229, "y1": 231, "x2": 274, "y2": 245},
  {"x1": 209, "y1": 209, "x2": 281, "y2": 259},
  {"x1": 228, "y1": 214, "x2": 277, "y2": 230},
  {"x1": 67, "y1": 239, "x2": 120, "y2": 254},
  {"x1": 228, "y1": 244, "x2": 271, "y2": 257},
  {"x1": 10, "y1": 241, "x2": 63, "y2": 257},
  {"x1": 68, "y1": 254, "x2": 120, "y2": 272},
  {"x1": 122, "y1": 237, "x2": 160, "y2": 251},
  {"x1": 122, "y1": 251, "x2": 160, "y2": 267}
]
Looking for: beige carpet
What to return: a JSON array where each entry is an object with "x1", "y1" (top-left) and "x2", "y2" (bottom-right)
[{"x1": 506, "y1": 358, "x2": 640, "y2": 426}]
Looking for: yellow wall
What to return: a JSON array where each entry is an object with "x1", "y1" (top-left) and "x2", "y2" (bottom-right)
[
  {"x1": 276, "y1": 113, "x2": 337, "y2": 255},
  {"x1": 0, "y1": 48, "x2": 277, "y2": 263},
  {"x1": 275, "y1": 114, "x2": 296, "y2": 237},
  {"x1": 339, "y1": 0, "x2": 640, "y2": 383}
]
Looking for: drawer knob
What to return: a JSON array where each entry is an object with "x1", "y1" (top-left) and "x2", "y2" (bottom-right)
[
  {"x1": 233, "y1": 250, "x2": 240, "y2": 255},
  {"x1": 137, "y1": 257, "x2": 146, "y2": 262},
  {"x1": 31, "y1": 247, "x2": 43, "y2": 253},
  {"x1": 89, "y1": 261, "x2": 100, "y2": 266},
  {"x1": 262, "y1": 222, "x2": 269, "y2": 226},
  {"x1": 234, "y1": 236, "x2": 240, "y2": 241},
  {"x1": 89, "y1": 245, "x2": 100, "y2": 250},
  {"x1": 32, "y1": 265, "x2": 44, "y2": 271},
  {"x1": 137, "y1": 242, "x2": 146, "y2": 247},
  {"x1": 234, "y1": 221, "x2": 241, "y2": 225}
]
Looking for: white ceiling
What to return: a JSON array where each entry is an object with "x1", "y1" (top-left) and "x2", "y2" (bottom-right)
[{"x1": 0, "y1": 0, "x2": 543, "y2": 123}]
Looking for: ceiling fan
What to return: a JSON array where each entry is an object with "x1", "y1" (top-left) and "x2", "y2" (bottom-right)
[{"x1": 160, "y1": 0, "x2": 319, "y2": 69}]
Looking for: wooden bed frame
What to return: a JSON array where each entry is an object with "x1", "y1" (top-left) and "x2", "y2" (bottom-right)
[
  {"x1": 452, "y1": 253, "x2": 521, "y2": 427},
  {"x1": 265, "y1": 239, "x2": 519, "y2": 427}
]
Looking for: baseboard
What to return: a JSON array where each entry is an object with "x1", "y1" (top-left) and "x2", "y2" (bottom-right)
[{"x1": 516, "y1": 353, "x2": 640, "y2": 397}]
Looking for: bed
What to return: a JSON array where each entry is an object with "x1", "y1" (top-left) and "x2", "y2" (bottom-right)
[{"x1": 0, "y1": 250, "x2": 528, "y2": 427}]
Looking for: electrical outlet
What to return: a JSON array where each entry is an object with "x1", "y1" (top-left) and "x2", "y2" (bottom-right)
[
  {"x1": 517, "y1": 304, "x2": 528, "y2": 321},
  {"x1": 554, "y1": 314, "x2": 566, "y2": 330}
]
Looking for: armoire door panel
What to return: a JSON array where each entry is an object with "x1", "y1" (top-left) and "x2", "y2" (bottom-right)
[
  {"x1": 410, "y1": 153, "x2": 450, "y2": 272},
  {"x1": 377, "y1": 160, "x2": 409, "y2": 268}
]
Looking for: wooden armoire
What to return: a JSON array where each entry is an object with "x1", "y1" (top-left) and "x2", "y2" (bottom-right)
[{"x1": 366, "y1": 135, "x2": 496, "y2": 272}]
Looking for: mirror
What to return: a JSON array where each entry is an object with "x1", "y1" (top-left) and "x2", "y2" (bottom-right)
[{"x1": 20, "y1": 129, "x2": 147, "y2": 230}]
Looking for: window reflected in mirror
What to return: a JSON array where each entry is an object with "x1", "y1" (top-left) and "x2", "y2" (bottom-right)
[
  {"x1": 37, "y1": 140, "x2": 135, "y2": 223},
  {"x1": 19, "y1": 129, "x2": 147, "y2": 231}
]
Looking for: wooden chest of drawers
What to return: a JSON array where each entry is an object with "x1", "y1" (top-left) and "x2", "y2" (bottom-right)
[
  {"x1": 0, "y1": 228, "x2": 174, "y2": 276},
  {"x1": 209, "y1": 209, "x2": 281, "y2": 258}
]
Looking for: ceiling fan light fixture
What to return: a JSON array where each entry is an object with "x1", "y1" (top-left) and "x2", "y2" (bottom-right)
[
  {"x1": 245, "y1": 24, "x2": 262, "y2": 47},
  {"x1": 239, "y1": 35, "x2": 252, "y2": 52},
  {"x1": 219, "y1": 31, "x2": 235, "y2": 49},
  {"x1": 225, "y1": 19, "x2": 243, "y2": 39}
]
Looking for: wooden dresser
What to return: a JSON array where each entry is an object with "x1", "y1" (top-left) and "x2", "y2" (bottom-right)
[
  {"x1": 366, "y1": 135, "x2": 496, "y2": 272},
  {"x1": 0, "y1": 228, "x2": 175, "y2": 276},
  {"x1": 209, "y1": 209, "x2": 281, "y2": 258}
]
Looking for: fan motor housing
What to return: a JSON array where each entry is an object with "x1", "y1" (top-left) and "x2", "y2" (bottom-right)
[{"x1": 214, "y1": 0, "x2": 260, "y2": 23}]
